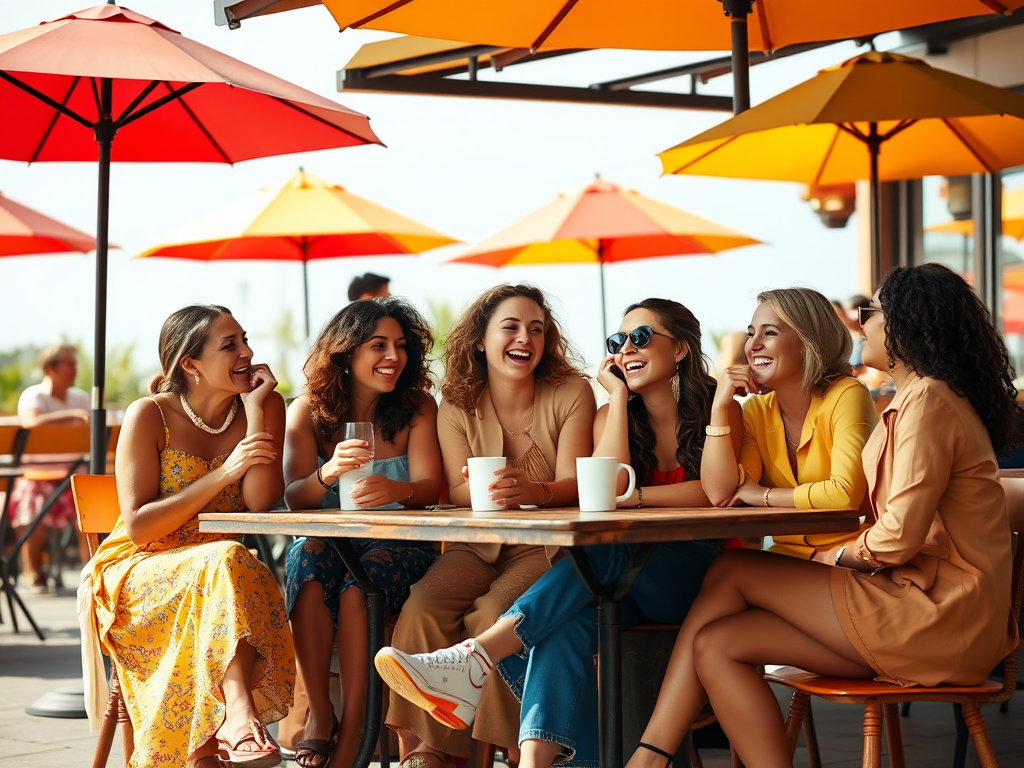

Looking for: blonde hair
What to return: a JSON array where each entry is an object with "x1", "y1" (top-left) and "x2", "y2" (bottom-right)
[{"x1": 756, "y1": 288, "x2": 852, "y2": 394}]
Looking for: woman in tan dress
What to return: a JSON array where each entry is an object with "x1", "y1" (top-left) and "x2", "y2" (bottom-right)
[
  {"x1": 382, "y1": 284, "x2": 596, "y2": 768},
  {"x1": 623, "y1": 264, "x2": 1020, "y2": 768}
]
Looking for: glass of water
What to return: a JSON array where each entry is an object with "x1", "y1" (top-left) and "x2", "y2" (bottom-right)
[
  {"x1": 343, "y1": 421, "x2": 375, "y2": 459},
  {"x1": 338, "y1": 422, "x2": 374, "y2": 510}
]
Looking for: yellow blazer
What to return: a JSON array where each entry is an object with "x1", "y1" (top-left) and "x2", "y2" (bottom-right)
[{"x1": 738, "y1": 376, "x2": 877, "y2": 559}]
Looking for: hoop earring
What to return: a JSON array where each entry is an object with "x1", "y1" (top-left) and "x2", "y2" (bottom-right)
[{"x1": 194, "y1": 372, "x2": 200, "y2": 386}]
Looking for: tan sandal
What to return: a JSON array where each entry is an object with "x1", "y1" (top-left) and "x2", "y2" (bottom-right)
[
  {"x1": 400, "y1": 750, "x2": 456, "y2": 768},
  {"x1": 217, "y1": 719, "x2": 281, "y2": 768}
]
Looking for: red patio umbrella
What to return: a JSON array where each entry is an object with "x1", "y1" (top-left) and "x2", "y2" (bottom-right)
[
  {"x1": 0, "y1": 3, "x2": 382, "y2": 473},
  {"x1": 0, "y1": 191, "x2": 97, "y2": 256}
]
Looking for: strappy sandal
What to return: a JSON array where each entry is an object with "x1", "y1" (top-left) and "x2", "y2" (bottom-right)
[
  {"x1": 217, "y1": 719, "x2": 282, "y2": 768},
  {"x1": 294, "y1": 716, "x2": 339, "y2": 768},
  {"x1": 400, "y1": 750, "x2": 456, "y2": 768},
  {"x1": 190, "y1": 756, "x2": 231, "y2": 768},
  {"x1": 638, "y1": 742, "x2": 675, "y2": 767}
]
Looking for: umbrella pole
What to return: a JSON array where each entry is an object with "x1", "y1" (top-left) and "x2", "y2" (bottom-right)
[
  {"x1": 598, "y1": 242, "x2": 608, "y2": 342},
  {"x1": 301, "y1": 247, "x2": 311, "y2": 340},
  {"x1": 90, "y1": 78, "x2": 114, "y2": 476},
  {"x1": 868, "y1": 122, "x2": 882, "y2": 290},
  {"x1": 723, "y1": 0, "x2": 753, "y2": 114}
]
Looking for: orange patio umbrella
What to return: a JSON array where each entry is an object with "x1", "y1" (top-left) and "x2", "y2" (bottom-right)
[
  {"x1": 321, "y1": 0, "x2": 1024, "y2": 114},
  {"x1": 448, "y1": 177, "x2": 761, "y2": 336},
  {"x1": 0, "y1": 192, "x2": 97, "y2": 256},
  {"x1": 138, "y1": 169, "x2": 458, "y2": 337},
  {"x1": 0, "y1": 3, "x2": 382, "y2": 472},
  {"x1": 658, "y1": 51, "x2": 1024, "y2": 284},
  {"x1": 927, "y1": 186, "x2": 1024, "y2": 242}
]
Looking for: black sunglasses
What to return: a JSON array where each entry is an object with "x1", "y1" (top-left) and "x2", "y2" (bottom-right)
[
  {"x1": 606, "y1": 325, "x2": 673, "y2": 355},
  {"x1": 857, "y1": 306, "x2": 884, "y2": 327}
]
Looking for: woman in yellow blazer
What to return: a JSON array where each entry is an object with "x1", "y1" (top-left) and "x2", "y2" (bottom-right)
[
  {"x1": 624, "y1": 265, "x2": 1020, "y2": 768},
  {"x1": 701, "y1": 287, "x2": 877, "y2": 560}
]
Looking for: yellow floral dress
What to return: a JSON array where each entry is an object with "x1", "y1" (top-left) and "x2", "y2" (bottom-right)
[{"x1": 89, "y1": 401, "x2": 294, "y2": 768}]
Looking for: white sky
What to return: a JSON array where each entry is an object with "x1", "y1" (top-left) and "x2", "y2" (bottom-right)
[{"x1": 0, "y1": 1, "x2": 884, "y2": 386}]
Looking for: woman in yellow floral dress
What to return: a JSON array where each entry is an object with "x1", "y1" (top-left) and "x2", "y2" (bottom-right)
[{"x1": 84, "y1": 304, "x2": 294, "y2": 768}]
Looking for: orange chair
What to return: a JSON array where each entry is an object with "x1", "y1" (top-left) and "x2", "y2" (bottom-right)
[
  {"x1": 768, "y1": 505, "x2": 1024, "y2": 768},
  {"x1": 72, "y1": 474, "x2": 134, "y2": 768}
]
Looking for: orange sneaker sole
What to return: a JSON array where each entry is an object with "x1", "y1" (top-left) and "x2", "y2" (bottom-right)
[{"x1": 375, "y1": 654, "x2": 474, "y2": 730}]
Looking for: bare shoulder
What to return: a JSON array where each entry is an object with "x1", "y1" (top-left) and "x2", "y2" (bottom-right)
[
  {"x1": 285, "y1": 394, "x2": 312, "y2": 425},
  {"x1": 120, "y1": 396, "x2": 165, "y2": 448}
]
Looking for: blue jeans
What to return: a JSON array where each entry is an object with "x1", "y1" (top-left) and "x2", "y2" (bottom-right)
[{"x1": 495, "y1": 541, "x2": 721, "y2": 767}]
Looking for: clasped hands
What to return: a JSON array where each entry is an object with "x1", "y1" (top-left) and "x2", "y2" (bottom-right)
[{"x1": 461, "y1": 465, "x2": 543, "y2": 508}]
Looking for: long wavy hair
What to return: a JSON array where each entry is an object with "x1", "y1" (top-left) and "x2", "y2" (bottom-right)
[
  {"x1": 304, "y1": 298, "x2": 433, "y2": 450},
  {"x1": 757, "y1": 288, "x2": 853, "y2": 395},
  {"x1": 440, "y1": 284, "x2": 587, "y2": 414},
  {"x1": 878, "y1": 263, "x2": 1021, "y2": 454},
  {"x1": 622, "y1": 299, "x2": 716, "y2": 483},
  {"x1": 149, "y1": 304, "x2": 232, "y2": 396}
]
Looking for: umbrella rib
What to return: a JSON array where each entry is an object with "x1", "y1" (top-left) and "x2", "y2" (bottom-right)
[
  {"x1": 114, "y1": 80, "x2": 162, "y2": 126},
  {"x1": 673, "y1": 135, "x2": 740, "y2": 173},
  {"x1": 530, "y1": 0, "x2": 581, "y2": 53},
  {"x1": 941, "y1": 117, "x2": 995, "y2": 173},
  {"x1": 812, "y1": 126, "x2": 842, "y2": 188},
  {"x1": 154, "y1": 82, "x2": 231, "y2": 163},
  {"x1": 116, "y1": 82, "x2": 205, "y2": 129},
  {"x1": 753, "y1": 2, "x2": 773, "y2": 52},
  {"x1": 0, "y1": 71, "x2": 92, "y2": 129},
  {"x1": 350, "y1": 0, "x2": 414, "y2": 28},
  {"x1": 269, "y1": 95, "x2": 384, "y2": 147},
  {"x1": 881, "y1": 119, "x2": 917, "y2": 142},
  {"x1": 28, "y1": 76, "x2": 82, "y2": 165},
  {"x1": 836, "y1": 122, "x2": 867, "y2": 142}
]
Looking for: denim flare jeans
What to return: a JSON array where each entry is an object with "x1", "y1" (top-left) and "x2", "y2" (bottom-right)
[{"x1": 495, "y1": 540, "x2": 721, "y2": 767}]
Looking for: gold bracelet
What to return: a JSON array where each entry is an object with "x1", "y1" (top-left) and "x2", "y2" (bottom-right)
[
  {"x1": 763, "y1": 487, "x2": 771, "y2": 507},
  {"x1": 316, "y1": 465, "x2": 334, "y2": 491},
  {"x1": 539, "y1": 481, "x2": 554, "y2": 506}
]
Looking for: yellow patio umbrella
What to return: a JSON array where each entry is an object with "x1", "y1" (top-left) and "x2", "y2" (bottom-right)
[
  {"x1": 138, "y1": 169, "x2": 458, "y2": 337},
  {"x1": 448, "y1": 177, "x2": 761, "y2": 336},
  {"x1": 321, "y1": 0, "x2": 1024, "y2": 114},
  {"x1": 927, "y1": 186, "x2": 1024, "y2": 241},
  {"x1": 658, "y1": 51, "x2": 1024, "y2": 281}
]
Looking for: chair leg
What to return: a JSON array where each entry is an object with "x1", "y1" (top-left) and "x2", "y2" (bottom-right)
[
  {"x1": 961, "y1": 701, "x2": 999, "y2": 768},
  {"x1": 91, "y1": 684, "x2": 121, "y2": 768},
  {"x1": 803, "y1": 698, "x2": 822, "y2": 768},
  {"x1": 113, "y1": 675, "x2": 134, "y2": 766},
  {"x1": 952, "y1": 703, "x2": 969, "y2": 768},
  {"x1": 783, "y1": 692, "x2": 810, "y2": 759},
  {"x1": 882, "y1": 703, "x2": 906, "y2": 768},
  {"x1": 467, "y1": 741, "x2": 496, "y2": 768},
  {"x1": 687, "y1": 732, "x2": 703, "y2": 768},
  {"x1": 862, "y1": 699, "x2": 884, "y2": 768},
  {"x1": 900, "y1": 702, "x2": 911, "y2": 718}
]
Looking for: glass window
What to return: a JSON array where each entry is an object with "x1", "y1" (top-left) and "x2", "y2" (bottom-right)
[{"x1": 1000, "y1": 168, "x2": 1024, "y2": 376}]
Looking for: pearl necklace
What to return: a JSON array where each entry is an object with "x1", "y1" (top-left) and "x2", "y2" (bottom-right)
[{"x1": 180, "y1": 395, "x2": 238, "y2": 435}]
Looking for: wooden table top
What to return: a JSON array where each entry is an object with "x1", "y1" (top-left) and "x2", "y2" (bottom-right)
[{"x1": 198, "y1": 506, "x2": 862, "y2": 548}]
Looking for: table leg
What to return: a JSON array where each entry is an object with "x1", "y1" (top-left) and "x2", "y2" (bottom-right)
[
  {"x1": 565, "y1": 544, "x2": 655, "y2": 768},
  {"x1": 329, "y1": 539, "x2": 385, "y2": 768}
]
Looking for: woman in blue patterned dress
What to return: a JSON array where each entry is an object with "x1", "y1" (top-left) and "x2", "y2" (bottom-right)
[{"x1": 284, "y1": 298, "x2": 442, "y2": 768}]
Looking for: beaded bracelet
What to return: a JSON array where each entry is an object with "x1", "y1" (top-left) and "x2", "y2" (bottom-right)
[{"x1": 636, "y1": 486, "x2": 644, "y2": 508}]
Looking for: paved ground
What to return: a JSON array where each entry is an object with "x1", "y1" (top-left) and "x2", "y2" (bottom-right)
[{"x1": 1, "y1": 569, "x2": 1021, "y2": 767}]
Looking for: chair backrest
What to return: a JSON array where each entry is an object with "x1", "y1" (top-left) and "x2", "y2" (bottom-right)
[
  {"x1": 71, "y1": 474, "x2": 121, "y2": 558},
  {"x1": 0, "y1": 424, "x2": 23, "y2": 458},
  {"x1": 21, "y1": 423, "x2": 92, "y2": 456},
  {"x1": 996, "y1": 477, "x2": 1024, "y2": 700}
]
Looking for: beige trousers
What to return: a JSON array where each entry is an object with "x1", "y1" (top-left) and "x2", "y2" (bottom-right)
[{"x1": 385, "y1": 543, "x2": 550, "y2": 756}]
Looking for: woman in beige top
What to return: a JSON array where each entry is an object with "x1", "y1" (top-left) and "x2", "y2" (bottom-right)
[
  {"x1": 624, "y1": 264, "x2": 1020, "y2": 768},
  {"x1": 384, "y1": 284, "x2": 596, "y2": 768}
]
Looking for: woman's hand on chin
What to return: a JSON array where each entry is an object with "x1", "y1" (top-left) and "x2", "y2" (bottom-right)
[
  {"x1": 597, "y1": 356, "x2": 629, "y2": 398},
  {"x1": 713, "y1": 365, "x2": 760, "y2": 410},
  {"x1": 240, "y1": 363, "x2": 277, "y2": 412}
]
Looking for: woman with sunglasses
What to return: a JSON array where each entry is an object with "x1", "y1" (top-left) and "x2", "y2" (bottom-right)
[
  {"x1": 623, "y1": 266, "x2": 1020, "y2": 768},
  {"x1": 376, "y1": 299, "x2": 740, "y2": 768},
  {"x1": 701, "y1": 287, "x2": 877, "y2": 561},
  {"x1": 377, "y1": 284, "x2": 595, "y2": 768}
]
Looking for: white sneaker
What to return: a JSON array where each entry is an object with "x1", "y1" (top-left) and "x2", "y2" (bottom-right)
[{"x1": 375, "y1": 639, "x2": 492, "y2": 730}]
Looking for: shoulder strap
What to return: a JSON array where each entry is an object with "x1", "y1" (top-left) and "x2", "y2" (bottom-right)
[{"x1": 149, "y1": 397, "x2": 170, "y2": 450}]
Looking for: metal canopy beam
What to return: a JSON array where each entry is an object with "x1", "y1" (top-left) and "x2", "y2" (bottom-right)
[{"x1": 339, "y1": 68, "x2": 733, "y2": 110}]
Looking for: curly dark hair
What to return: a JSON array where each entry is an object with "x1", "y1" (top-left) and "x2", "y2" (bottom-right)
[
  {"x1": 440, "y1": 284, "x2": 587, "y2": 414},
  {"x1": 621, "y1": 299, "x2": 717, "y2": 483},
  {"x1": 304, "y1": 297, "x2": 433, "y2": 451},
  {"x1": 878, "y1": 263, "x2": 1021, "y2": 454}
]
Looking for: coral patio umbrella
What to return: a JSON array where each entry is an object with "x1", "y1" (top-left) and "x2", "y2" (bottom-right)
[
  {"x1": 658, "y1": 51, "x2": 1024, "y2": 286},
  {"x1": 0, "y1": 192, "x2": 97, "y2": 256},
  {"x1": 0, "y1": 3, "x2": 381, "y2": 473},
  {"x1": 137, "y1": 169, "x2": 458, "y2": 338},
  {"x1": 320, "y1": 0, "x2": 1024, "y2": 114},
  {"x1": 448, "y1": 177, "x2": 761, "y2": 337}
]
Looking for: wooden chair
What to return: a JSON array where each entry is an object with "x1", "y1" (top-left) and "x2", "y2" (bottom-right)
[
  {"x1": 71, "y1": 474, "x2": 134, "y2": 768},
  {"x1": 767, "y1": 500, "x2": 1024, "y2": 768}
]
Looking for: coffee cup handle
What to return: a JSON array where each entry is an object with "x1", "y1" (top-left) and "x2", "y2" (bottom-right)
[{"x1": 615, "y1": 463, "x2": 637, "y2": 503}]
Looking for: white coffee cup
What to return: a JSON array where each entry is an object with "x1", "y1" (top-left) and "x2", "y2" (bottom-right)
[
  {"x1": 468, "y1": 456, "x2": 508, "y2": 512},
  {"x1": 576, "y1": 457, "x2": 636, "y2": 512}
]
